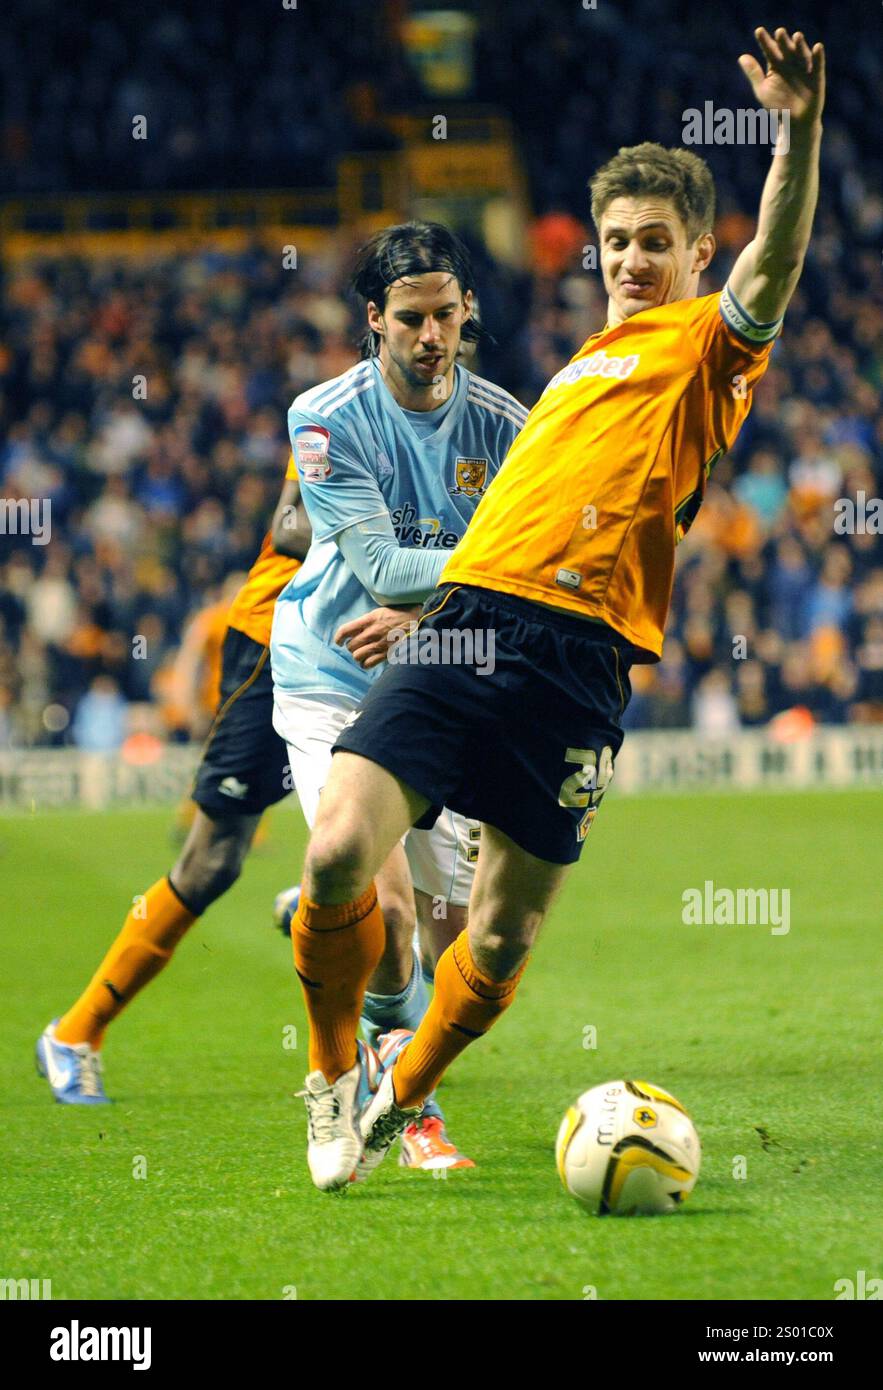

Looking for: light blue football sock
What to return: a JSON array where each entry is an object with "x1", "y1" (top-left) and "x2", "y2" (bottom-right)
[
  {"x1": 361, "y1": 946, "x2": 427, "y2": 1049},
  {"x1": 361, "y1": 947, "x2": 443, "y2": 1121}
]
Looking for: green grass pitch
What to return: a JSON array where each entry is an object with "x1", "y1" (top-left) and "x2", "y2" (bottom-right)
[{"x1": 1, "y1": 790, "x2": 880, "y2": 1301}]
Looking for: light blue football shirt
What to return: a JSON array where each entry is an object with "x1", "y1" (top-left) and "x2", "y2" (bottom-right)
[{"x1": 271, "y1": 357, "x2": 528, "y2": 699}]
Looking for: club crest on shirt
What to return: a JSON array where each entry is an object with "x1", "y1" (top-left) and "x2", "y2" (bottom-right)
[
  {"x1": 294, "y1": 425, "x2": 332, "y2": 481},
  {"x1": 450, "y1": 457, "x2": 489, "y2": 497}
]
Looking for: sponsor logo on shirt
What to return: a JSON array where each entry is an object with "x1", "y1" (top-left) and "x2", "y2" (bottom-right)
[
  {"x1": 390, "y1": 501, "x2": 460, "y2": 549},
  {"x1": 543, "y1": 351, "x2": 640, "y2": 395},
  {"x1": 294, "y1": 425, "x2": 332, "y2": 481}
]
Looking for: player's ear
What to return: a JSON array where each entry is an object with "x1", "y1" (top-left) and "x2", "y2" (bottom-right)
[
  {"x1": 694, "y1": 231, "x2": 715, "y2": 274},
  {"x1": 366, "y1": 300, "x2": 385, "y2": 339},
  {"x1": 461, "y1": 288, "x2": 474, "y2": 323}
]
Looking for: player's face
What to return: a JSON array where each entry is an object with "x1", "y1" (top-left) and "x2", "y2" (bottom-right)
[
  {"x1": 368, "y1": 272, "x2": 473, "y2": 406},
  {"x1": 599, "y1": 198, "x2": 715, "y2": 324}
]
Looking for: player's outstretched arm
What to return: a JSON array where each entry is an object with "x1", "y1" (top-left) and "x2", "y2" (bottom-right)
[{"x1": 728, "y1": 27, "x2": 825, "y2": 326}]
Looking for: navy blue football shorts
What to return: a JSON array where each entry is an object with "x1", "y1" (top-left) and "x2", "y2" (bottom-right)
[
  {"x1": 192, "y1": 627, "x2": 291, "y2": 817},
  {"x1": 333, "y1": 583, "x2": 633, "y2": 865}
]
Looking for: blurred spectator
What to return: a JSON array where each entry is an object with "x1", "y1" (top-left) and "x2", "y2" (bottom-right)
[
  {"x1": 854, "y1": 615, "x2": 883, "y2": 720},
  {"x1": 733, "y1": 449, "x2": 788, "y2": 532},
  {"x1": 788, "y1": 424, "x2": 843, "y2": 519},
  {"x1": 734, "y1": 660, "x2": 770, "y2": 727},
  {"x1": 27, "y1": 550, "x2": 77, "y2": 647},
  {"x1": 71, "y1": 674, "x2": 127, "y2": 751},
  {"x1": 693, "y1": 671, "x2": 740, "y2": 735},
  {"x1": 805, "y1": 547, "x2": 853, "y2": 633},
  {"x1": 528, "y1": 212, "x2": 589, "y2": 277},
  {"x1": 768, "y1": 539, "x2": 814, "y2": 642}
]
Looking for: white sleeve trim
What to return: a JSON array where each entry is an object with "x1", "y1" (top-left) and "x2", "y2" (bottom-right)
[{"x1": 720, "y1": 282, "x2": 783, "y2": 345}]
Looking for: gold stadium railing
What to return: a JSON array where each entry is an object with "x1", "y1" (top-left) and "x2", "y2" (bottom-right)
[
  {"x1": 0, "y1": 108, "x2": 524, "y2": 262},
  {"x1": 0, "y1": 189, "x2": 338, "y2": 237},
  {"x1": 0, "y1": 161, "x2": 409, "y2": 260},
  {"x1": 0, "y1": 188, "x2": 348, "y2": 261}
]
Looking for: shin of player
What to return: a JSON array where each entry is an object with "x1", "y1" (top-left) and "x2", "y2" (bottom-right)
[
  {"x1": 293, "y1": 751, "x2": 564, "y2": 1103},
  {"x1": 291, "y1": 754, "x2": 424, "y2": 1083},
  {"x1": 392, "y1": 823, "x2": 569, "y2": 1108}
]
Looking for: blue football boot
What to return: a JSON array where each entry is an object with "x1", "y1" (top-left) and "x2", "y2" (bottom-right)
[
  {"x1": 36, "y1": 1020, "x2": 111, "y2": 1105},
  {"x1": 273, "y1": 884, "x2": 301, "y2": 938}
]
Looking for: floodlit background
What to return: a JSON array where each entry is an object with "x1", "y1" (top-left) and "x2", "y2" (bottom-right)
[
  {"x1": 1, "y1": 0, "x2": 881, "y2": 1309},
  {"x1": 0, "y1": 0, "x2": 881, "y2": 788}
]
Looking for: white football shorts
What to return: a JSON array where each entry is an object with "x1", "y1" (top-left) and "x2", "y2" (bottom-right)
[{"x1": 272, "y1": 687, "x2": 479, "y2": 906}]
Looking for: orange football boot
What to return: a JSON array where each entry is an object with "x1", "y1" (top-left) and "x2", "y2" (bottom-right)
[{"x1": 399, "y1": 1115, "x2": 475, "y2": 1171}]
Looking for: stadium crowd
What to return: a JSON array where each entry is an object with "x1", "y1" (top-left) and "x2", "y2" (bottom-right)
[
  {"x1": 2, "y1": 219, "x2": 881, "y2": 750},
  {"x1": 1, "y1": 0, "x2": 404, "y2": 196},
  {"x1": 1, "y1": 0, "x2": 881, "y2": 748}
]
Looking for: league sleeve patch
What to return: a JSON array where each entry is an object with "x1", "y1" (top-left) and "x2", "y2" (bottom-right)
[{"x1": 293, "y1": 425, "x2": 332, "y2": 481}]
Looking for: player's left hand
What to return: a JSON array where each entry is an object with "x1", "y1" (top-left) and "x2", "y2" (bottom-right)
[
  {"x1": 334, "y1": 605, "x2": 420, "y2": 669},
  {"x1": 738, "y1": 27, "x2": 825, "y2": 127}
]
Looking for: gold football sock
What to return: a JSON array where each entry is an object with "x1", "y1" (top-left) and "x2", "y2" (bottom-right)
[
  {"x1": 293, "y1": 884, "x2": 385, "y2": 1082},
  {"x1": 55, "y1": 878, "x2": 197, "y2": 1049},
  {"x1": 392, "y1": 930, "x2": 527, "y2": 1108}
]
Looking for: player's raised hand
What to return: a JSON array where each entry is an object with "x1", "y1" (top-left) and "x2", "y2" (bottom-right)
[{"x1": 738, "y1": 28, "x2": 825, "y2": 126}]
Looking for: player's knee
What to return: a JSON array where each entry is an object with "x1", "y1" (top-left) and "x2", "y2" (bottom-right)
[
  {"x1": 305, "y1": 821, "x2": 373, "y2": 902},
  {"x1": 471, "y1": 910, "x2": 544, "y2": 980},
  {"x1": 173, "y1": 833, "x2": 246, "y2": 911}
]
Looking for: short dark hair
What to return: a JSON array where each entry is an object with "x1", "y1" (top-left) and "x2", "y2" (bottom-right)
[
  {"x1": 350, "y1": 220, "x2": 482, "y2": 359},
  {"x1": 589, "y1": 142, "x2": 716, "y2": 242}
]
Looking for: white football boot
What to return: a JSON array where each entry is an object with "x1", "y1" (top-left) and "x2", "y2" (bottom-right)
[{"x1": 298, "y1": 1041, "x2": 378, "y2": 1193}]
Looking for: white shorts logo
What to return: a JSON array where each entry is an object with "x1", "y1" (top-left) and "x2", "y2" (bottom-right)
[{"x1": 218, "y1": 776, "x2": 249, "y2": 800}]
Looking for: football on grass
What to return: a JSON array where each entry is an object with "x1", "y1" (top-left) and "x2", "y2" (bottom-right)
[{"x1": 556, "y1": 1079, "x2": 701, "y2": 1215}]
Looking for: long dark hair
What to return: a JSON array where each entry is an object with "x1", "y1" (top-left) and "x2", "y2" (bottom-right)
[{"x1": 350, "y1": 220, "x2": 485, "y2": 360}]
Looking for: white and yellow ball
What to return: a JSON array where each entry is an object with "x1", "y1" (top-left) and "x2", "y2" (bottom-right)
[{"x1": 556, "y1": 1079, "x2": 700, "y2": 1215}]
